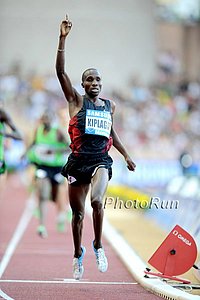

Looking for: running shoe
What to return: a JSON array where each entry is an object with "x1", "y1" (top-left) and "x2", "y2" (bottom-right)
[
  {"x1": 73, "y1": 246, "x2": 86, "y2": 280},
  {"x1": 37, "y1": 225, "x2": 48, "y2": 238},
  {"x1": 92, "y1": 242, "x2": 108, "y2": 272}
]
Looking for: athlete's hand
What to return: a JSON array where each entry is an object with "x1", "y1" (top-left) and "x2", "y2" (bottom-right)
[
  {"x1": 60, "y1": 15, "x2": 72, "y2": 37},
  {"x1": 125, "y1": 156, "x2": 136, "y2": 171}
]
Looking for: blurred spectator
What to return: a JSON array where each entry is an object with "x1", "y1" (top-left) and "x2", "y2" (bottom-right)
[
  {"x1": 179, "y1": 150, "x2": 193, "y2": 176},
  {"x1": 157, "y1": 50, "x2": 181, "y2": 83},
  {"x1": 0, "y1": 101, "x2": 23, "y2": 186},
  {"x1": 0, "y1": 63, "x2": 199, "y2": 168}
]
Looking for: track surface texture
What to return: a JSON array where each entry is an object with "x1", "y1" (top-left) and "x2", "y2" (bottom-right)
[{"x1": 0, "y1": 173, "x2": 161, "y2": 300}]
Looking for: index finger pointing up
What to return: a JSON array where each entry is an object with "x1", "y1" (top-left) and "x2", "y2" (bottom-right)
[{"x1": 66, "y1": 14, "x2": 69, "y2": 20}]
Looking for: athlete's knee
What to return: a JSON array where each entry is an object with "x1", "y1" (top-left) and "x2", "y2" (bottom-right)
[
  {"x1": 91, "y1": 196, "x2": 103, "y2": 211},
  {"x1": 39, "y1": 189, "x2": 49, "y2": 201},
  {"x1": 37, "y1": 178, "x2": 50, "y2": 200},
  {"x1": 72, "y1": 210, "x2": 85, "y2": 223}
]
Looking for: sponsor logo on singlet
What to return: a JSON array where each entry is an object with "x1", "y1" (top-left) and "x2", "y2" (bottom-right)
[{"x1": 85, "y1": 109, "x2": 112, "y2": 138}]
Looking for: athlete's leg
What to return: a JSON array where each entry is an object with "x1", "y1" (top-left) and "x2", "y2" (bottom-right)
[
  {"x1": 52, "y1": 181, "x2": 68, "y2": 232},
  {"x1": 91, "y1": 168, "x2": 109, "y2": 249},
  {"x1": 0, "y1": 172, "x2": 7, "y2": 193},
  {"x1": 68, "y1": 183, "x2": 89, "y2": 257},
  {"x1": 0, "y1": 161, "x2": 7, "y2": 192},
  {"x1": 52, "y1": 180, "x2": 67, "y2": 209},
  {"x1": 36, "y1": 176, "x2": 50, "y2": 229},
  {"x1": 51, "y1": 182, "x2": 59, "y2": 202}
]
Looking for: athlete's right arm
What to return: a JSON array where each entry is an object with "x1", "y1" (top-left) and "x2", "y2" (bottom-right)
[
  {"x1": 56, "y1": 16, "x2": 82, "y2": 114},
  {"x1": 20, "y1": 128, "x2": 37, "y2": 160}
]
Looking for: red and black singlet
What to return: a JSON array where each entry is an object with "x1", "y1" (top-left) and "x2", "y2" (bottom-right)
[{"x1": 68, "y1": 97, "x2": 113, "y2": 155}]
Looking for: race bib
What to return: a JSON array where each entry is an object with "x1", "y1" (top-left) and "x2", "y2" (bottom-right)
[{"x1": 85, "y1": 109, "x2": 112, "y2": 138}]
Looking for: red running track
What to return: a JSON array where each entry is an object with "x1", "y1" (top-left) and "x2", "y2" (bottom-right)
[{"x1": 0, "y1": 173, "x2": 161, "y2": 300}]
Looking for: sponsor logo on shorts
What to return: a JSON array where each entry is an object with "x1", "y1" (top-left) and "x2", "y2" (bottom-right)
[{"x1": 68, "y1": 175, "x2": 77, "y2": 184}]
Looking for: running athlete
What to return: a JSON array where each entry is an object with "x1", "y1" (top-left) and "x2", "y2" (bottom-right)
[
  {"x1": 0, "y1": 107, "x2": 22, "y2": 177},
  {"x1": 56, "y1": 15, "x2": 136, "y2": 280},
  {"x1": 26, "y1": 112, "x2": 69, "y2": 237}
]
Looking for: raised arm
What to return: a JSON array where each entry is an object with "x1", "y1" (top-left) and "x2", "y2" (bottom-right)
[{"x1": 56, "y1": 15, "x2": 82, "y2": 117}]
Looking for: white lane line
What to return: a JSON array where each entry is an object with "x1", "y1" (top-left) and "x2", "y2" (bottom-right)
[
  {"x1": 0, "y1": 195, "x2": 35, "y2": 278},
  {"x1": 0, "y1": 289, "x2": 14, "y2": 300},
  {"x1": 0, "y1": 279, "x2": 137, "y2": 285}
]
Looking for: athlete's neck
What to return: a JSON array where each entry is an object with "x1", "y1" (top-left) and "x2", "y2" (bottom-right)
[
  {"x1": 85, "y1": 93, "x2": 99, "y2": 103},
  {"x1": 43, "y1": 124, "x2": 51, "y2": 132}
]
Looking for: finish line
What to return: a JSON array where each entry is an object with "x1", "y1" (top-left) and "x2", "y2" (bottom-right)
[{"x1": 0, "y1": 279, "x2": 138, "y2": 285}]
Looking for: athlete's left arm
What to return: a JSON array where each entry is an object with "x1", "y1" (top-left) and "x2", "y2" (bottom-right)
[
  {"x1": 57, "y1": 128, "x2": 70, "y2": 152},
  {"x1": 110, "y1": 101, "x2": 136, "y2": 171},
  {"x1": 0, "y1": 110, "x2": 22, "y2": 140}
]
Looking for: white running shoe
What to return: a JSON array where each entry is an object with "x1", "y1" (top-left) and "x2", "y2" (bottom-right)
[
  {"x1": 37, "y1": 225, "x2": 48, "y2": 238},
  {"x1": 73, "y1": 246, "x2": 86, "y2": 280},
  {"x1": 93, "y1": 243, "x2": 108, "y2": 273}
]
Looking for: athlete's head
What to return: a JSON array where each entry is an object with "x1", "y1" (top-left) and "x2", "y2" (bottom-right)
[
  {"x1": 40, "y1": 110, "x2": 53, "y2": 129},
  {"x1": 81, "y1": 68, "x2": 102, "y2": 98}
]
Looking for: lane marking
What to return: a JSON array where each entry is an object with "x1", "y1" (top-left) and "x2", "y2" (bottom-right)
[
  {"x1": 0, "y1": 289, "x2": 14, "y2": 300},
  {"x1": 0, "y1": 279, "x2": 137, "y2": 285},
  {"x1": 0, "y1": 195, "x2": 35, "y2": 278}
]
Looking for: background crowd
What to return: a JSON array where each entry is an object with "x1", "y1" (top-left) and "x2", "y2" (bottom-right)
[{"x1": 1, "y1": 60, "x2": 200, "y2": 172}]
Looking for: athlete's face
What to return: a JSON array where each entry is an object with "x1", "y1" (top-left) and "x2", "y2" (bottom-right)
[
  {"x1": 82, "y1": 69, "x2": 102, "y2": 98},
  {"x1": 41, "y1": 114, "x2": 51, "y2": 129}
]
